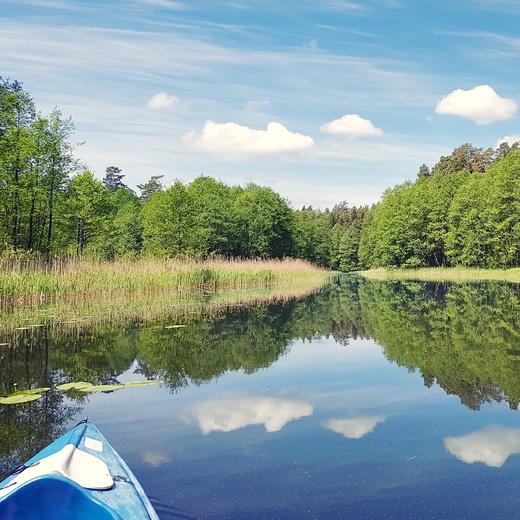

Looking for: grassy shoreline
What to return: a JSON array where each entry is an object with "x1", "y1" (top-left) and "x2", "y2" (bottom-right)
[
  {"x1": 359, "y1": 267, "x2": 520, "y2": 283},
  {"x1": 0, "y1": 257, "x2": 329, "y2": 306}
]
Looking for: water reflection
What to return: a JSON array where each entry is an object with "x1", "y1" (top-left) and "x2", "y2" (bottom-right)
[
  {"x1": 194, "y1": 394, "x2": 313, "y2": 434},
  {"x1": 4, "y1": 277, "x2": 520, "y2": 484},
  {"x1": 444, "y1": 426, "x2": 520, "y2": 468},
  {"x1": 324, "y1": 415, "x2": 386, "y2": 439}
]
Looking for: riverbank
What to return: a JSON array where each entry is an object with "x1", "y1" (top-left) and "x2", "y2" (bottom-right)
[
  {"x1": 359, "y1": 267, "x2": 520, "y2": 282},
  {"x1": 0, "y1": 257, "x2": 329, "y2": 306}
]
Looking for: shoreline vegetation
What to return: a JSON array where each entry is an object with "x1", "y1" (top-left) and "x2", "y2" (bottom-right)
[
  {"x1": 0, "y1": 257, "x2": 330, "y2": 307},
  {"x1": 359, "y1": 267, "x2": 520, "y2": 283}
]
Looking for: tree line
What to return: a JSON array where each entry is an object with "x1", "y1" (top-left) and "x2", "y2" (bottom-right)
[
  {"x1": 359, "y1": 142, "x2": 520, "y2": 269},
  {"x1": 4, "y1": 77, "x2": 519, "y2": 271},
  {"x1": 0, "y1": 77, "x2": 366, "y2": 269}
]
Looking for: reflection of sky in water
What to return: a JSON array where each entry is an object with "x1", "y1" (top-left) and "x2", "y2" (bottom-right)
[
  {"x1": 194, "y1": 395, "x2": 313, "y2": 434},
  {"x1": 324, "y1": 415, "x2": 386, "y2": 439},
  {"x1": 445, "y1": 426, "x2": 520, "y2": 468},
  {"x1": 77, "y1": 337, "x2": 520, "y2": 519}
]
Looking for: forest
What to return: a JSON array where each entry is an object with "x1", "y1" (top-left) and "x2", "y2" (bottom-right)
[
  {"x1": 2, "y1": 76, "x2": 520, "y2": 271},
  {"x1": 0, "y1": 77, "x2": 365, "y2": 272}
]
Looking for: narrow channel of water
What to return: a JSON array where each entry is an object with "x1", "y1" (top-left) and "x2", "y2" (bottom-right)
[{"x1": 2, "y1": 276, "x2": 520, "y2": 518}]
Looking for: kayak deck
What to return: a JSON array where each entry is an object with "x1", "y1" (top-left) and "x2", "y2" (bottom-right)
[{"x1": 0, "y1": 421, "x2": 159, "y2": 520}]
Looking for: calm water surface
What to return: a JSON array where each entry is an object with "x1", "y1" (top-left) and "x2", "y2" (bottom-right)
[{"x1": 2, "y1": 276, "x2": 520, "y2": 519}]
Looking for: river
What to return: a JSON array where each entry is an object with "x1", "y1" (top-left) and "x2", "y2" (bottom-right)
[{"x1": 2, "y1": 275, "x2": 520, "y2": 518}]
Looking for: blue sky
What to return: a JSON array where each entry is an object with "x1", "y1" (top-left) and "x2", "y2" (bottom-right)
[{"x1": 2, "y1": 0, "x2": 520, "y2": 209}]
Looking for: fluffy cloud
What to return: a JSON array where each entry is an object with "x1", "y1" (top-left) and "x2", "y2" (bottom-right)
[
  {"x1": 435, "y1": 85, "x2": 517, "y2": 125},
  {"x1": 324, "y1": 415, "x2": 386, "y2": 439},
  {"x1": 194, "y1": 395, "x2": 313, "y2": 434},
  {"x1": 320, "y1": 114, "x2": 383, "y2": 137},
  {"x1": 147, "y1": 92, "x2": 180, "y2": 110},
  {"x1": 185, "y1": 120, "x2": 314, "y2": 159},
  {"x1": 444, "y1": 426, "x2": 520, "y2": 468},
  {"x1": 496, "y1": 134, "x2": 520, "y2": 148}
]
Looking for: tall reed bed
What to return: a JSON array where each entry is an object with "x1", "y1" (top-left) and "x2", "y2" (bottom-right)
[{"x1": 0, "y1": 257, "x2": 328, "y2": 306}]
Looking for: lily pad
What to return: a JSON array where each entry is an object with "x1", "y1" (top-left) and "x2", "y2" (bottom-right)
[
  {"x1": 78, "y1": 384, "x2": 124, "y2": 393},
  {"x1": 56, "y1": 381, "x2": 93, "y2": 391},
  {"x1": 122, "y1": 380, "x2": 162, "y2": 388},
  {"x1": 12, "y1": 387, "x2": 50, "y2": 395},
  {"x1": 0, "y1": 394, "x2": 42, "y2": 405}
]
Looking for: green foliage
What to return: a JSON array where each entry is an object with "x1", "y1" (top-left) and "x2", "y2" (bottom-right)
[
  {"x1": 140, "y1": 180, "x2": 193, "y2": 256},
  {"x1": 56, "y1": 171, "x2": 113, "y2": 257},
  {"x1": 102, "y1": 166, "x2": 126, "y2": 195},
  {"x1": 101, "y1": 188, "x2": 142, "y2": 259},
  {"x1": 447, "y1": 151, "x2": 520, "y2": 268},
  {"x1": 232, "y1": 184, "x2": 295, "y2": 259},
  {"x1": 137, "y1": 175, "x2": 163, "y2": 202},
  {"x1": 292, "y1": 208, "x2": 331, "y2": 266}
]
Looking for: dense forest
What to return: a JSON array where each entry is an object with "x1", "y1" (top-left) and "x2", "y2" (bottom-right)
[
  {"x1": 0, "y1": 77, "x2": 366, "y2": 271},
  {"x1": 3, "y1": 76, "x2": 520, "y2": 271}
]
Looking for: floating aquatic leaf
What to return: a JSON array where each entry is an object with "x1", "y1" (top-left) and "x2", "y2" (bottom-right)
[
  {"x1": 164, "y1": 325, "x2": 186, "y2": 329},
  {"x1": 78, "y1": 384, "x2": 124, "y2": 393},
  {"x1": 15, "y1": 327, "x2": 30, "y2": 330},
  {"x1": 0, "y1": 394, "x2": 42, "y2": 405},
  {"x1": 56, "y1": 381, "x2": 93, "y2": 391},
  {"x1": 12, "y1": 387, "x2": 50, "y2": 395},
  {"x1": 122, "y1": 381, "x2": 162, "y2": 388}
]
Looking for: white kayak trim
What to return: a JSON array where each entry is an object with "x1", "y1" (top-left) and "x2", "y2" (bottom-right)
[{"x1": 0, "y1": 443, "x2": 114, "y2": 497}]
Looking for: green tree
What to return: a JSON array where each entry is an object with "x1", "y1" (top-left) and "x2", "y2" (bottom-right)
[
  {"x1": 102, "y1": 166, "x2": 126, "y2": 195},
  {"x1": 0, "y1": 78, "x2": 36, "y2": 251},
  {"x1": 232, "y1": 184, "x2": 295, "y2": 258},
  {"x1": 292, "y1": 208, "x2": 331, "y2": 266},
  {"x1": 137, "y1": 175, "x2": 164, "y2": 202},
  {"x1": 99, "y1": 187, "x2": 142, "y2": 258},
  {"x1": 140, "y1": 180, "x2": 193, "y2": 256},
  {"x1": 185, "y1": 176, "x2": 234, "y2": 257},
  {"x1": 31, "y1": 109, "x2": 76, "y2": 257},
  {"x1": 56, "y1": 171, "x2": 113, "y2": 257}
]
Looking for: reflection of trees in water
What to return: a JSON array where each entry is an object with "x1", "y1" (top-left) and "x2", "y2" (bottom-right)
[
  {"x1": 1, "y1": 280, "x2": 358, "y2": 473},
  {"x1": 6, "y1": 275, "x2": 520, "y2": 475},
  {"x1": 0, "y1": 392, "x2": 80, "y2": 480},
  {"x1": 358, "y1": 279, "x2": 520, "y2": 410}
]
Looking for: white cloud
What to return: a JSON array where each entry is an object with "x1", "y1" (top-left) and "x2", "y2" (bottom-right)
[
  {"x1": 320, "y1": 114, "x2": 383, "y2": 137},
  {"x1": 444, "y1": 426, "x2": 520, "y2": 468},
  {"x1": 244, "y1": 99, "x2": 271, "y2": 111},
  {"x1": 194, "y1": 395, "x2": 313, "y2": 434},
  {"x1": 147, "y1": 92, "x2": 180, "y2": 110},
  {"x1": 324, "y1": 415, "x2": 386, "y2": 439},
  {"x1": 435, "y1": 85, "x2": 517, "y2": 124},
  {"x1": 185, "y1": 120, "x2": 314, "y2": 159},
  {"x1": 496, "y1": 134, "x2": 520, "y2": 148}
]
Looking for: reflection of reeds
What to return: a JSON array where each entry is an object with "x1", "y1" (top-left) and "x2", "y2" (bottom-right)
[
  {"x1": 0, "y1": 257, "x2": 328, "y2": 307},
  {"x1": 360, "y1": 267, "x2": 520, "y2": 283},
  {"x1": 0, "y1": 278, "x2": 329, "y2": 339}
]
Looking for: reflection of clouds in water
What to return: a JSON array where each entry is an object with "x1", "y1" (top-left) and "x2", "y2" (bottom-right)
[
  {"x1": 142, "y1": 450, "x2": 170, "y2": 467},
  {"x1": 324, "y1": 415, "x2": 386, "y2": 439},
  {"x1": 444, "y1": 426, "x2": 520, "y2": 468},
  {"x1": 194, "y1": 395, "x2": 313, "y2": 434}
]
